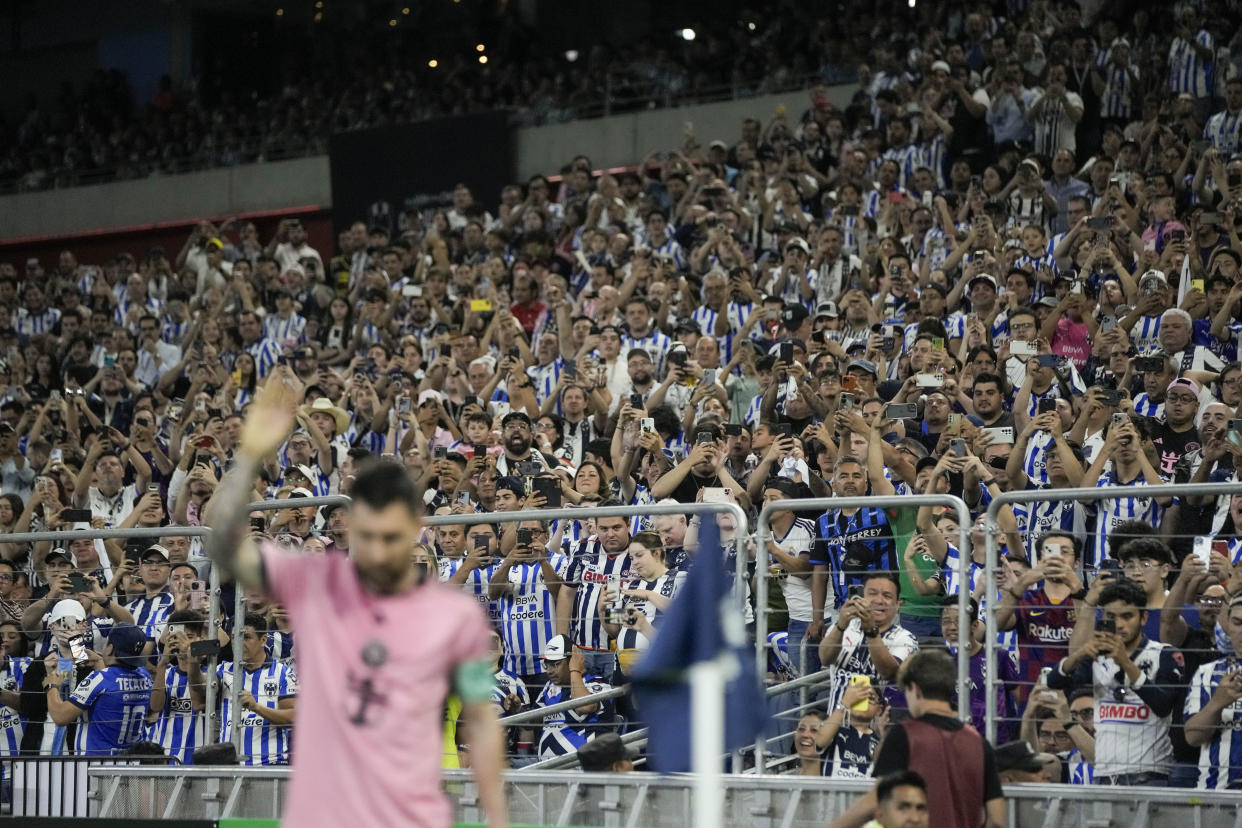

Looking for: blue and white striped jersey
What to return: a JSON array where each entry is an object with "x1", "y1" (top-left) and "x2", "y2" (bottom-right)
[
  {"x1": 1100, "y1": 63, "x2": 1138, "y2": 120},
  {"x1": 146, "y1": 663, "x2": 207, "y2": 764},
  {"x1": 126, "y1": 591, "x2": 174, "y2": 642},
  {"x1": 1131, "y1": 314, "x2": 1162, "y2": 354},
  {"x1": 217, "y1": 660, "x2": 297, "y2": 765},
  {"x1": 565, "y1": 538, "x2": 632, "y2": 651},
  {"x1": 526, "y1": 358, "x2": 563, "y2": 404},
  {"x1": 882, "y1": 144, "x2": 922, "y2": 188},
  {"x1": 1065, "y1": 748, "x2": 1094, "y2": 785},
  {"x1": 497, "y1": 553, "x2": 570, "y2": 676},
  {"x1": 1168, "y1": 31, "x2": 1214, "y2": 98},
  {"x1": 1185, "y1": 657, "x2": 1242, "y2": 789},
  {"x1": 1205, "y1": 108, "x2": 1242, "y2": 156},
  {"x1": 440, "y1": 557, "x2": 502, "y2": 629},
  {"x1": 621, "y1": 330, "x2": 673, "y2": 374},
  {"x1": 11, "y1": 307, "x2": 61, "y2": 339},
  {"x1": 245, "y1": 337, "x2": 283, "y2": 379},
  {"x1": 535, "y1": 675, "x2": 611, "y2": 760},
  {"x1": 263, "y1": 312, "x2": 307, "y2": 345},
  {"x1": 69, "y1": 665, "x2": 154, "y2": 756},
  {"x1": 1090, "y1": 472, "x2": 1163, "y2": 569},
  {"x1": 0, "y1": 656, "x2": 29, "y2": 755}
]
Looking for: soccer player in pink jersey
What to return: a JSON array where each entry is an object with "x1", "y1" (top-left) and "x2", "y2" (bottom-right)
[{"x1": 204, "y1": 382, "x2": 508, "y2": 828}]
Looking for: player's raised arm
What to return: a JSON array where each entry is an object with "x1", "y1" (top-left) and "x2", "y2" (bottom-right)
[{"x1": 204, "y1": 380, "x2": 298, "y2": 592}]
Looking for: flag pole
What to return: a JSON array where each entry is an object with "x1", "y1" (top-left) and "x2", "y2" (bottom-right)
[{"x1": 689, "y1": 657, "x2": 725, "y2": 828}]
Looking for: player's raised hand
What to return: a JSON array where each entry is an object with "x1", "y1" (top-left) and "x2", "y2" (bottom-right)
[{"x1": 240, "y1": 380, "x2": 298, "y2": 459}]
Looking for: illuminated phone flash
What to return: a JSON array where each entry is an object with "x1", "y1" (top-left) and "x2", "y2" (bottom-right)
[{"x1": 908, "y1": 0, "x2": 916, "y2": 6}]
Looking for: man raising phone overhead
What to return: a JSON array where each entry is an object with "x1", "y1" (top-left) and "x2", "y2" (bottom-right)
[{"x1": 204, "y1": 381, "x2": 508, "y2": 828}]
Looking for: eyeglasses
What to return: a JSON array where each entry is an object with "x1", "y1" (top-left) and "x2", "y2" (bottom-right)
[
  {"x1": 133, "y1": 418, "x2": 153, "y2": 426},
  {"x1": 1121, "y1": 559, "x2": 1162, "y2": 571},
  {"x1": 1197, "y1": 596, "x2": 1225, "y2": 606},
  {"x1": 1010, "y1": 323, "x2": 1037, "y2": 333},
  {"x1": 504, "y1": 424, "x2": 531, "y2": 432},
  {"x1": 1072, "y1": 707, "x2": 1094, "y2": 720},
  {"x1": 988, "y1": 457, "x2": 1008, "y2": 470},
  {"x1": 1166, "y1": 394, "x2": 1197, "y2": 404}
]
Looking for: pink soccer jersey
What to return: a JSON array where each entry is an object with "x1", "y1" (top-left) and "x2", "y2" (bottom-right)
[{"x1": 261, "y1": 543, "x2": 493, "y2": 827}]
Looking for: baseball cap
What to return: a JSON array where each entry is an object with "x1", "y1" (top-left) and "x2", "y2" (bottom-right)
[
  {"x1": 930, "y1": 60, "x2": 951, "y2": 74},
  {"x1": 544, "y1": 634, "x2": 571, "y2": 662},
  {"x1": 495, "y1": 476, "x2": 526, "y2": 499},
  {"x1": 142, "y1": 544, "x2": 171, "y2": 563},
  {"x1": 45, "y1": 547, "x2": 75, "y2": 566},
  {"x1": 709, "y1": 139, "x2": 728, "y2": 150},
  {"x1": 673, "y1": 318, "x2": 701, "y2": 336},
  {"x1": 785, "y1": 237, "x2": 811, "y2": 255},
  {"x1": 49, "y1": 598, "x2": 87, "y2": 625},
  {"x1": 1167, "y1": 377, "x2": 1201, "y2": 397},
  {"x1": 418, "y1": 389, "x2": 444, "y2": 406},
  {"x1": 968, "y1": 273, "x2": 998, "y2": 289},
  {"x1": 1036, "y1": 296, "x2": 1059, "y2": 308},
  {"x1": 289, "y1": 487, "x2": 315, "y2": 498},
  {"x1": 781, "y1": 303, "x2": 809, "y2": 328},
  {"x1": 287, "y1": 464, "x2": 317, "y2": 482},
  {"x1": 106, "y1": 623, "x2": 150, "y2": 669},
  {"x1": 921, "y1": 283, "x2": 948, "y2": 298},
  {"x1": 502, "y1": 411, "x2": 532, "y2": 429},
  {"x1": 815, "y1": 301, "x2": 840, "y2": 318},
  {"x1": 994, "y1": 740, "x2": 1046, "y2": 773},
  {"x1": 847, "y1": 358, "x2": 879, "y2": 377}
]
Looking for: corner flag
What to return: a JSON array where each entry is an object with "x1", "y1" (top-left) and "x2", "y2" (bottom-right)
[{"x1": 631, "y1": 511, "x2": 766, "y2": 773}]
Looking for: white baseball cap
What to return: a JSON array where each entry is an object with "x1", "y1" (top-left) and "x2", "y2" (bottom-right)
[{"x1": 49, "y1": 599, "x2": 87, "y2": 625}]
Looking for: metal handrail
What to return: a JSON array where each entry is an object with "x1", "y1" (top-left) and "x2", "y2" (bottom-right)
[
  {"x1": 981, "y1": 480, "x2": 1242, "y2": 743},
  {"x1": 519, "y1": 728, "x2": 650, "y2": 771},
  {"x1": 499, "y1": 684, "x2": 631, "y2": 727},
  {"x1": 754, "y1": 494, "x2": 974, "y2": 774}
]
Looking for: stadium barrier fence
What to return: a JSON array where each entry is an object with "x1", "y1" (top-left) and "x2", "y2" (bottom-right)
[
  {"x1": 753, "y1": 494, "x2": 974, "y2": 774},
  {"x1": 86, "y1": 765, "x2": 1242, "y2": 826},
  {"x1": 982, "y1": 481, "x2": 1242, "y2": 745}
]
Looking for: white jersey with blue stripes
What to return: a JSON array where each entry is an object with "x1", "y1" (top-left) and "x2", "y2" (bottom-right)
[{"x1": 217, "y1": 659, "x2": 297, "y2": 765}]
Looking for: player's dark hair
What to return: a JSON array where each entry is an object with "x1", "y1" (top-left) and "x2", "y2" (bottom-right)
[
  {"x1": 897, "y1": 649, "x2": 956, "y2": 701},
  {"x1": 351, "y1": 458, "x2": 420, "y2": 516},
  {"x1": 1098, "y1": 579, "x2": 1147, "y2": 610},
  {"x1": 876, "y1": 770, "x2": 927, "y2": 803}
]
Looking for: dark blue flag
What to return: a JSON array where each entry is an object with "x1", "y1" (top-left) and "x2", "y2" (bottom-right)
[{"x1": 631, "y1": 510, "x2": 766, "y2": 772}]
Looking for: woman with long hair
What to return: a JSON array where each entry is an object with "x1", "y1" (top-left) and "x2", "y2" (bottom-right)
[
  {"x1": 318, "y1": 296, "x2": 355, "y2": 366},
  {"x1": 232, "y1": 351, "x2": 259, "y2": 408}
]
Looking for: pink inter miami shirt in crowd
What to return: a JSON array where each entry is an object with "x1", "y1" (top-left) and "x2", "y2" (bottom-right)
[{"x1": 261, "y1": 543, "x2": 493, "y2": 827}]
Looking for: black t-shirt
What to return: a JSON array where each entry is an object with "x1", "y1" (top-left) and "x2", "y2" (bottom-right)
[
  {"x1": 1151, "y1": 422, "x2": 1199, "y2": 477},
  {"x1": 669, "y1": 470, "x2": 725, "y2": 504},
  {"x1": 872, "y1": 712, "x2": 1003, "y2": 803}
]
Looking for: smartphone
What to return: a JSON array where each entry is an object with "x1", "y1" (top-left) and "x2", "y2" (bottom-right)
[
  {"x1": 60, "y1": 508, "x2": 92, "y2": 523},
  {"x1": 1099, "y1": 389, "x2": 1123, "y2": 406},
  {"x1": 396, "y1": 395, "x2": 411, "y2": 413},
  {"x1": 724, "y1": 423, "x2": 742, "y2": 437},
  {"x1": 67, "y1": 573, "x2": 92, "y2": 594},
  {"x1": 147, "y1": 483, "x2": 160, "y2": 494},
  {"x1": 1170, "y1": 229, "x2": 1186, "y2": 243},
  {"x1": 640, "y1": 417, "x2": 655, "y2": 433},
  {"x1": 696, "y1": 430, "x2": 714, "y2": 444},
  {"x1": 885, "y1": 403, "x2": 918, "y2": 420},
  {"x1": 189, "y1": 640, "x2": 217, "y2": 659},
  {"x1": 532, "y1": 476, "x2": 562, "y2": 508},
  {"x1": 1037, "y1": 398, "x2": 1057, "y2": 414},
  {"x1": 1035, "y1": 354, "x2": 1060, "y2": 369},
  {"x1": 104, "y1": 355, "x2": 116, "y2": 368},
  {"x1": 1231, "y1": 418, "x2": 1242, "y2": 433},
  {"x1": 981, "y1": 426, "x2": 1014, "y2": 445},
  {"x1": 914, "y1": 373, "x2": 944, "y2": 388},
  {"x1": 1112, "y1": 412, "x2": 1129, "y2": 428},
  {"x1": 189, "y1": 580, "x2": 209, "y2": 611},
  {"x1": 433, "y1": 446, "x2": 447, "y2": 459},
  {"x1": 473, "y1": 534, "x2": 491, "y2": 553},
  {"x1": 1038, "y1": 666, "x2": 1052, "y2": 686},
  {"x1": 702, "y1": 369, "x2": 716, "y2": 387},
  {"x1": 1193, "y1": 536, "x2": 1213, "y2": 567},
  {"x1": 517, "y1": 460, "x2": 542, "y2": 476},
  {"x1": 946, "y1": 413, "x2": 962, "y2": 435},
  {"x1": 50, "y1": 448, "x2": 63, "y2": 464},
  {"x1": 469, "y1": 299, "x2": 493, "y2": 312},
  {"x1": 840, "y1": 374, "x2": 859, "y2": 393},
  {"x1": 1135, "y1": 356, "x2": 1165, "y2": 373},
  {"x1": 779, "y1": 343, "x2": 794, "y2": 363},
  {"x1": 839, "y1": 392, "x2": 856, "y2": 411},
  {"x1": 775, "y1": 423, "x2": 793, "y2": 437},
  {"x1": 68, "y1": 634, "x2": 88, "y2": 663},
  {"x1": 250, "y1": 516, "x2": 266, "y2": 532},
  {"x1": 441, "y1": 343, "x2": 452, "y2": 358},
  {"x1": 516, "y1": 528, "x2": 533, "y2": 546},
  {"x1": 491, "y1": 400, "x2": 511, "y2": 419},
  {"x1": 950, "y1": 438, "x2": 966, "y2": 456},
  {"x1": 630, "y1": 393, "x2": 644, "y2": 410},
  {"x1": 702, "y1": 487, "x2": 732, "y2": 504},
  {"x1": 1096, "y1": 617, "x2": 1117, "y2": 634},
  {"x1": 1098, "y1": 558, "x2": 1120, "y2": 580},
  {"x1": 848, "y1": 674, "x2": 871, "y2": 712},
  {"x1": 848, "y1": 583, "x2": 864, "y2": 600},
  {"x1": 563, "y1": 363, "x2": 578, "y2": 379},
  {"x1": 401, "y1": 284, "x2": 423, "y2": 297},
  {"x1": 1087, "y1": 216, "x2": 1113, "y2": 230}
]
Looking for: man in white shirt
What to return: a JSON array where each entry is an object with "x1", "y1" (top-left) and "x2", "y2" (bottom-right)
[{"x1": 270, "y1": 219, "x2": 323, "y2": 275}]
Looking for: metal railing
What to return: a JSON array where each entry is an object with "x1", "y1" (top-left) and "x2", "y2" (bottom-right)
[
  {"x1": 981, "y1": 480, "x2": 1242, "y2": 743},
  {"x1": 87, "y1": 764, "x2": 1242, "y2": 826},
  {"x1": 754, "y1": 495, "x2": 973, "y2": 774},
  {"x1": 0, "y1": 524, "x2": 226, "y2": 748}
]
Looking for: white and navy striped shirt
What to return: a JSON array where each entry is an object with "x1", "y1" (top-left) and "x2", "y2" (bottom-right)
[
  {"x1": 621, "y1": 330, "x2": 673, "y2": 374},
  {"x1": 1100, "y1": 63, "x2": 1139, "y2": 120},
  {"x1": 526, "y1": 359, "x2": 563, "y2": 405},
  {"x1": 440, "y1": 557, "x2": 502, "y2": 628},
  {"x1": 1205, "y1": 108, "x2": 1242, "y2": 156},
  {"x1": 11, "y1": 307, "x2": 61, "y2": 339},
  {"x1": 263, "y1": 313, "x2": 307, "y2": 346},
  {"x1": 1185, "y1": 657, "x2": 1242, "y2": 789},
  {"x1": 245, "y1": 337, "x2": 283, "y2": 379},
  {"x1": 1090, "y1": 472, "x2": 1162, "y2": 568},
  {"x1": 217, "y1": 660, "x2": 296, "y2": 765},
  {"x1": 614, "y1": 569, "x2": 685, "y2": 651},
  {"x1": 497, "y1": 553, "x2": 569, "y2": 676},
  {"x1": 146, "y1": 663, "x2": 207, "y2": 764},
  {"x1": 126, "y1": 591, "x2": 175, "y2": 643},
  {"x1": 883, "y1": 144, "x2": 923, "y2": 188},
  {"x1": 565, "y1": 538, "x2": 632, "y2": 651},
  {"x1": 1130, "y1": 314, "x2": 1162, "y2": 354},
  {"x1": 1169, "y1": 30, "x2": 1214, "y2": 98},
  {"x1": 0, "y1": 656, "x2": 29, "y2": 756}
]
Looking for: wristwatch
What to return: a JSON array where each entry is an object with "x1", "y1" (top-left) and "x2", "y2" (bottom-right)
[
  {"x1": 863, "y1": 626, "x2": 880, "y2": 639},
  {"x1": 1069, "y1": 587, "x2": 1089, "y2": 600},
  {"x1": 1063, "y1": 720, "x2": 1079, "y2": 732}
]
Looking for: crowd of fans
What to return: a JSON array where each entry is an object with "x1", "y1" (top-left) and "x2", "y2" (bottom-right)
[
  {"x1": 8, "y1": 0, "x2": 1242, "y2": 809},
  {"x1": 0, "y1": 2, "x2": 859, "y2": 193}
]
